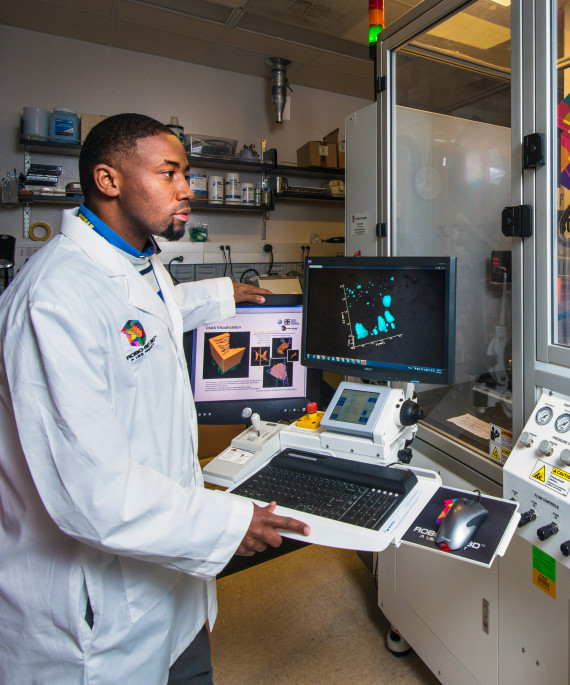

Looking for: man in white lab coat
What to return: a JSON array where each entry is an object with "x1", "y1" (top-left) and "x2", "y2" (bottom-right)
[{"x1": 0, "y1": 113, "x2": 310, "y2": 684}]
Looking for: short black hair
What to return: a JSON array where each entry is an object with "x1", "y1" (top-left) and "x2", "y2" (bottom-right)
[{"x1": 79, "y1": 113, "x2": 176, "y2": 203}]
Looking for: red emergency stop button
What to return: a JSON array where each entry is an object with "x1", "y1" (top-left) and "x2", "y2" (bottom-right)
[{"x1": 306, "y1": 402, "x2": 318, "y2": 414}]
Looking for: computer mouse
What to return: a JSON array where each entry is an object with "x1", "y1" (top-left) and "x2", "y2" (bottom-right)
[{"x1": 435, "y1": 497, "x2": 489, "y2": 551}]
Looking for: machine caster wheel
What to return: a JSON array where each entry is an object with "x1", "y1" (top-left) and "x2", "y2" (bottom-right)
[{"x1": 386, "y1": 628, "x2": 411, "y2": 657}]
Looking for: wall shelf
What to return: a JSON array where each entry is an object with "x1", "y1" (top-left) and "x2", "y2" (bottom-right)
[
  {"x1": 267, "y1": 164, "x2": 344, "y2": 179},
  {"x1": 272, "y1": 193, "x2": 344, "y2": 203},
  {"x1": 189, "y1": 201, "x2": 269, "y2": 211},
  {"x1": 187, "y1": 154, "x2": 272, "y2": 173},
  {"x1": 20, "y1": 135, "x2": 82, "y2": 156},
  {"x1": 18, "y1": 193, "x2": 82, "y2": 204}
]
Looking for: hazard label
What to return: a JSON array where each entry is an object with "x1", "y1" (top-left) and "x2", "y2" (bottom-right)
[
  {"x1": 489, "y1": 424, "x2": 512, "y2": 464},
  {"x1": 529, "y1": 460, "x2": 570, "y2": 496},
  {"x1": 552, "y1": 466, "x2": 570, "y2": 482}
]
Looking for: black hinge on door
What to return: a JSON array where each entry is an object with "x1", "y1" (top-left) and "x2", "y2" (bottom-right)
[
  {"x1": 376, "y1": 223, "x2": 387, "y2": 237},
  {"x1": 523, "y1": 133, "x2": 545, "y2": 169},
  {"x1": 376, "y1": 76, "x2": 387, "y2": 93},
  {"x1": 501, "y1": 205, "x2": 532, "y2": 238}
]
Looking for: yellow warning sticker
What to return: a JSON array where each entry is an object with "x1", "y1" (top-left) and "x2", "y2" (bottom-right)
[
  {"x1": 529, "y1": 460, "x2": 570, "y2": 496},
  {"x1": 552, "y1": 467, "x2": 570, "y2": 482},
  {"x1": 490, "y1": 446, "x2": 501, "y2": 462},
  {"x1": 533, "y1": 569, "x2": 556, "y2": 599}
]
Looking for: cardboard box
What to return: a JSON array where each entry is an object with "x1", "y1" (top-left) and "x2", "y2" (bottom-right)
[
  {"x1": 323, "y1": 128, "x2": 345, "y2": 169},
  {"x1": 80, "y1": 113, "x2": 108, "y2": 142},
  {"x1": 297, "y1": 140, "x2": 338, "y2": 168},
  {"x1": 337, "y1": 140, "x2": 345, "y2": 169}
]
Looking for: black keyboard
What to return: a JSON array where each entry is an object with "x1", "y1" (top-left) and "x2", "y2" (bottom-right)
[{"x1": 231, "y1": 449, "x2": 418, "y2": 531}]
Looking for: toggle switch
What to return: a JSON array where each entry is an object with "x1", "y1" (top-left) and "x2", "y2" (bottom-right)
[{"x1": 251, "y1": 412, "x2": 262, "y2": 436}]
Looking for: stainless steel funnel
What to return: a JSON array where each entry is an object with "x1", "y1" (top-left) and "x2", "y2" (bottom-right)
[{"x1": 265, "y1": 57, "x2": 291, "y2": 124}]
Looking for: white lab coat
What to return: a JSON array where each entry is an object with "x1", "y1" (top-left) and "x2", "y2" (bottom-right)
[{"x1": 0, "y1": 208, "x2": 253, "y2": 684}]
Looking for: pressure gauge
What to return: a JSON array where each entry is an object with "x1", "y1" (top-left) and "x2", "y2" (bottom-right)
[
  {"x1": 414, "y1": 166, "x2": 442, "y2": 200},
  {"x1": 555, "y1": 413, "x2": 570, "y2": 433},
  {"x1": 535, "y1": 406, "x2": 553, "y2": 425}
]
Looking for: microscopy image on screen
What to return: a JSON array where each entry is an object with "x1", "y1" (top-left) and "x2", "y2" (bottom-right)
[
  {"x1": 263, "y1": 359, "x2": 293, "y2": 388},
  {"x1": 202, "y1": 331, "x2": 250, "y2": 379}
]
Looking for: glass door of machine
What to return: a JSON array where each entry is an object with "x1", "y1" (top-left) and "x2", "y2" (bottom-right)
[
  {"x1": 379, "y1": 0, "x2": 515, "y2": 480},
  {"x1": 535, "y1": 0, "x2": 570, "y2": 387}
]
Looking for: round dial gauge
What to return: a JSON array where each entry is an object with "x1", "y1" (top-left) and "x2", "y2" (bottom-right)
[
  {"x1": 555, "y1": 413, "x2": 570, "y2": 433},
  {"x1": 414, "y1": 166, "x2": 442, "y2": 200},
  {"x1": 535, "y1": 406, "x2": 553, "y2": 425}
]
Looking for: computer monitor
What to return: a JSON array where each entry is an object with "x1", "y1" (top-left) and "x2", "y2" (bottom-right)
[
  {"x1": 186, "y1": 294, "x2": 322, "y2": 424},
  {"x1": 301, "y1": 256, "x2": 456, "y2": 385}
]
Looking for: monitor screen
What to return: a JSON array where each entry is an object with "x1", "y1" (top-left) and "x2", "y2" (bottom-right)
[
  {"x1": 301, "y1": 256, "x2": 456, "y2": 385},
  {"x1": 186, "y1": 294, "x2": 322, "y2": 424}
]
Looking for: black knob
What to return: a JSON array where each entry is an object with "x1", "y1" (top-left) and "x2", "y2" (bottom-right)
[
  {"x1": 537, "y1": 523, "x2": 559, "y2": 541},
  {"x1": 397, "y1": 447, "x2": 413, "y2": 464},
  {"x1": 399, "y1": 400, "x2": 424, "y2": 426},
  {"x1": 518, "y1": 510, "x2": 537, "y2": 527},
  {"x1": 561, "y1": 540, "x2": 570, "y2": 557}
]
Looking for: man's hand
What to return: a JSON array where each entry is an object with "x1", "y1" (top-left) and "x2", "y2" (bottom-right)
[
  {"x1": 232, "y1": 282, "x2": 272, "y2": 304},
  {"x1": 236, "y1": 502, "x2": 311, "y2": 556}
]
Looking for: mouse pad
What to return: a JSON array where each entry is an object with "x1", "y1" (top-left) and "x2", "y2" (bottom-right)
[{"x1": 401, "y1": 487, "x2": 519, "y2": 566}]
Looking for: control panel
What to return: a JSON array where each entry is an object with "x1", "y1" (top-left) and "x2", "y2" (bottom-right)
[{"x1": 503, "y1": 390, "x2": 570, "y2": 567}]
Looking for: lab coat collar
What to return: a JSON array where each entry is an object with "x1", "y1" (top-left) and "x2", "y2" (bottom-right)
[{"x1": 60, "y1": 208, "x2": 176, "y2": 330}]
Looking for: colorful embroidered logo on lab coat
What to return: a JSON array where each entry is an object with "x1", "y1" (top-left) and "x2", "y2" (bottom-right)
[{"x1": 121, "y1": 320, "x2": 146, "y2": 347}]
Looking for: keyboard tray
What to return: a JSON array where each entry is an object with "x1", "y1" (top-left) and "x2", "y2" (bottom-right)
[{"x1": 231, "y1": 448, "x2": 418, "y2": 531}]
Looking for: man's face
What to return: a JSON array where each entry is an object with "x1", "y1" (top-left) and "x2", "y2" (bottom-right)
[{"x1": 115, "y1": 133, "x2": 192, "y2": 249}]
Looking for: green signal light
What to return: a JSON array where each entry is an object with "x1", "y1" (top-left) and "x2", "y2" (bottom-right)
[{"x1": 369, "y1": 25, "x2": 383, "y2": 45}]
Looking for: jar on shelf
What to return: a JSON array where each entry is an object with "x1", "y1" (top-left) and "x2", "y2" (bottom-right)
[
  {"x1": 208, "y1": 175, "x2": 224, "y2": 204},
  {"x1": 189, "y1": 168, "x2": 207, "y2": 202},
  {"x1": 48, "y1": 109, "x2": 79, "y2": 142},
  {"x1": 225, "y1": 173, "x2": 241, "y2": 204}
]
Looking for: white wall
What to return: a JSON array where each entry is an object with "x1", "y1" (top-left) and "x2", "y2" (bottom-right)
[{"x1": 0, "y1": 25, "x2": 370, "y2": 256}]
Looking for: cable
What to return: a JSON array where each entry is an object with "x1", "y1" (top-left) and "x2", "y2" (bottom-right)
[
  {"x1": 226, "y1": 244, "x2": 234, "y2": 280},
  {"x1": 220, "y1": 245, "x2": 228, "y2": 277},
  {"x1": 240, "y1": 268, "x2": 259, "y2": 283},
  {"x1": 263, "y1": 243, "x2": 273, "y2": 275},
  {"x1": 167, "y1": 255, "x2": 183, "y2": 284}
]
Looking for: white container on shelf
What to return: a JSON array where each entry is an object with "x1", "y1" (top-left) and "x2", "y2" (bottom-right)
[
  {"x1": 23, "y1": 107, "x2": 49, "y2": 139},
  {"x1": 225, "y1": 172, "x2": 241, "y2": 204},
  {"x1": 189, "y1": 168, "x2": 207, "y2": 202},
  {"x1": 208, "y1": 175, "x2": 224, "y2": 204},
  {"x1": 241, "y1": 182, "x2": 255, "y2": 204}
]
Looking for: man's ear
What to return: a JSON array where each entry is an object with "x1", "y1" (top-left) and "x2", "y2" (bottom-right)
[{"x1": 92, "y1": 164, "x2": 120, "y2": 198}]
